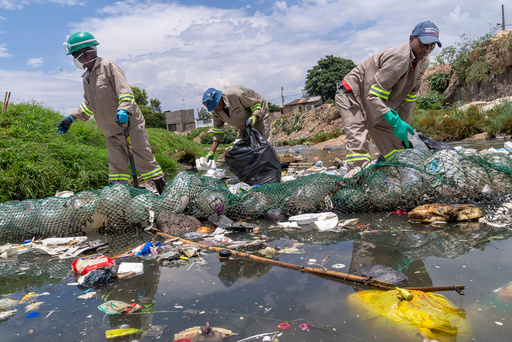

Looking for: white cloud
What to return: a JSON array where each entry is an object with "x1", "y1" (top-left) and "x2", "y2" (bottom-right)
[
  {"x1": 0, "y1": 44, "x2": 11, "y2": 57},
  {"x1": 274, "y1": 1, "x2": 287, "y2": 11},
  {"x1": 4, "y1": 0, "x2": 508, "y2": 114},
  {"x1": 27, "y1": 57, "x2": 43, "y2": 68},
  {"x1": 0, "y1": 70, "x2": 83, "y2": 114},
  {"x1": 0, "y1": 0, "x2": 24, "y2": 10}
]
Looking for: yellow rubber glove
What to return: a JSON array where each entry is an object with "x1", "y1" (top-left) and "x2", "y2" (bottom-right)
[
  {"x1": 246, "y1": 115, "x2": 257, "y2": 126},
  {"x1": 206, "y1": 151, "x2": 214, "y2": 160}
]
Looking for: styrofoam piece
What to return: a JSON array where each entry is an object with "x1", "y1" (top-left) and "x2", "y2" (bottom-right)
[
  {"x1": 118, "y1": 262, "x2": 144, "y2": 276},
  {"x1": 277, "y1": 221, "x2": 300, "y2": 228},
  {"x1": 314, "y1": 217, "x2": 339, "y2": 231},
  {"x1": 505, "y1": 141, "x2": 512, "y2": 153},
  {"x1": 288, "y1": 212, "x2": 338, "y2": 225}
]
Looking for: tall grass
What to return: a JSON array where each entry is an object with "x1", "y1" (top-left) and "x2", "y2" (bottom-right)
[{"x1": 0, "y1": 102, "x2": 205, "y2": 202}]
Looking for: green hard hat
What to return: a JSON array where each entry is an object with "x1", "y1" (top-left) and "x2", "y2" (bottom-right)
[{"x1": 64, "y1": 31, "x2": 99, "y2": 55}]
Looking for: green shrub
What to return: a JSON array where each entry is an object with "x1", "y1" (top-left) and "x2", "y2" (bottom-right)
[
  {"x1": 416, "y1": 92, "x2": 445, "y2": 110},
  {"x1": 428, "y1": 70, "x2": 449, "y2": 93},
  {"x1": 200, "y1": 132, "x2": 213, "y2": 145}
]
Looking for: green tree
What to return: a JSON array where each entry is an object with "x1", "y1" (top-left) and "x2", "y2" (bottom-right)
[
  {"x1": 132, "y1": 86, "x2": 149, "y2": 107},
  {"x1": 268, "y1": 102, "x2": 281, "y2": 112},
  {"x1": 131, "y1": 86, "x2": 166, "y2": 128},
  {"x1": 150, "y1": 98, "x2": 162, "y2": 113},
  {"x1": 198, "y1": 108, "x2": 211, "y2": 120},
  {"x1": 304, "y1": 55, "x2": 356, "y2": 101}
]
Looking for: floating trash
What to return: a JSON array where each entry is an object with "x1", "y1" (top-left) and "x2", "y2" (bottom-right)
[{"x1": 357, "y1": 265, "x2": 407, "y2": 285}]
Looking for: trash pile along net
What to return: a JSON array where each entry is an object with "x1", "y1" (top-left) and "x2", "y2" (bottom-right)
[{"x1": 1, "y1": 148, "x2": 512, "y2": 241}]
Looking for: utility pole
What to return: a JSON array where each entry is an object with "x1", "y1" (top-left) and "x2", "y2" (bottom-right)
[
  {"x1": 281, "y1": 87, "x2": 284, "y2": 114},
  {"x1": 182, "y1": 99, "x2": 185, "y2": 110},
  {"x1": 502, "y1": 4, "x2": 506, "y2": 31}
]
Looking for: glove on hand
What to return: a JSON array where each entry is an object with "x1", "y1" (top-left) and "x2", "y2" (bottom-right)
[
  {"x1": 246, "y1": 115, "x2": 257, "y2": 126},
  {"x1": 382, "y1": 109, "x2": 414, "y2": 147},
  {"x1": 57, "y1": 116, "x2": 74, "y2": 134},
  {"x1": 206, "y1": 151, "x2": 214, "y2": 160},
  {"x1": 115, "y1": 109, "x2": 129, "y2": 125}
]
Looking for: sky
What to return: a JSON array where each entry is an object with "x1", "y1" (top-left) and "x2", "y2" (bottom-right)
[{"x1": 0, "y1": 0, "x2": 511, "y2": 117}]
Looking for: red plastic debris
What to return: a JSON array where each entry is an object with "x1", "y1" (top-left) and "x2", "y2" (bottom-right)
[
  {"x1": 391, "y1": 209, "x2": 408, "y2": 215},
  {"x1": 277, "y1": 322, "x2": 291, "y2": 330},
  {"x1": 299, "y1": 323, "x2": 309, "y2": 332}
]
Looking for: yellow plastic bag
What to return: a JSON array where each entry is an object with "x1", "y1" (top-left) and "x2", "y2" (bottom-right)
[{"x1": 347, "y1": 289, "x2": 471, "y2": 341}]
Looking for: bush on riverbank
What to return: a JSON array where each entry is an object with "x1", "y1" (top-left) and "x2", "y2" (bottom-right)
[
  {"x1": 0, "y1": 102, "x2": 205, "y2": 202},
  {"x1": 411, "y1": 95, "x2": 512, "y2": 141}
]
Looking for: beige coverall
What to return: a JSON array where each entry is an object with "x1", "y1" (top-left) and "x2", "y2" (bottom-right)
[
  {"x1": 69, "y1": 57, "x2": 163, "y2": 183},
  {"x1": 211, "y1": 86, "x2": 273, "y2": 144},
  {"x1": 335, "y1": 41, "x2": 429, "y2": 170}
]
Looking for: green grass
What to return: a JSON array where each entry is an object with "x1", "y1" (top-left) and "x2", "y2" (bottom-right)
[{"x1": 0, "y1": 102, "x2": 206, "y2": 202}]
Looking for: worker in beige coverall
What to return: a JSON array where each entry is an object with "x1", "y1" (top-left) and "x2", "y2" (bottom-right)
[
  {"x1": 202, "y1": 86, "x2": 273, "y2": 159},
  {"x1": 335, "y1": 21, "x2": 442, "y2": 171},
  {"x1": 57, "y1": 31, "x2": 166, "y2": 195}
]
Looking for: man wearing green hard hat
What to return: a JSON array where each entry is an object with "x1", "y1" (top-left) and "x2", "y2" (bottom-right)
[{"x1": 58, "y1": 31, "x2": 166, "y2": 195}]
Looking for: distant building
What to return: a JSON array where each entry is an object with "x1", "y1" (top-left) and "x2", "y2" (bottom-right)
[
  {"x1": 196, "y1": 118, "x2": 213, "y2": 128},
  {"x1": 283, "y1": 96, "x2": 323, "y2": 115},
  {"x1": 164, "y1": 109, "x2": 196, "y2": 132}
]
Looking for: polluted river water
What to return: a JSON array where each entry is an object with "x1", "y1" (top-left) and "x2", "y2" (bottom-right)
[{"x1": 1, "y1": 139, "x2": 512, "y2": 341}]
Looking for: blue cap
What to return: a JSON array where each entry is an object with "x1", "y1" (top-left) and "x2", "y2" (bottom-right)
[
  {"x1": 412, "y1": 21, "x2": 442, "y2": 47},
  {"x1": 202, "y1": 88, "x2": 222, "y2": 111}
]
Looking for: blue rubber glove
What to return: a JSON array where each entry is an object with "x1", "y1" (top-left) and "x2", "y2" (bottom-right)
[
  {"x1": 115, "y1": 109, "x2": 129, "y2": 125},
  {"x1": 246, "y1": 115, "x2": 257, "y2": 126},
  {"x1": 382, "y1": 109, "x2": 414, "y2": 147},
  {"x1": 56, "y1": 116, "x2": 74, "y2": 134}
]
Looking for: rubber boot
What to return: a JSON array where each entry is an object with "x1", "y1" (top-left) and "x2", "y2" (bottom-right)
[{"x1": 154, "y1": 178, "x2": 166, "y2": 195}]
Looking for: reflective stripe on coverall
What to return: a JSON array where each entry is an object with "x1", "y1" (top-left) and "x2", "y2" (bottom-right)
[
  {"x1": 335, "y1": 41, "x2": 429, "y2": 171},
  {"x1": 69, "y1": 57, "x2": 163, "y2": 182},
  {"x1": 211, "y1": 86, "x2": 273, "y2": 144}
]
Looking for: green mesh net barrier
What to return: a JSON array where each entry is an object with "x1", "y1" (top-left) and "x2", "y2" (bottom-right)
[{"x1": 1, "y1": 149, "x2": 511, "y2": 241}]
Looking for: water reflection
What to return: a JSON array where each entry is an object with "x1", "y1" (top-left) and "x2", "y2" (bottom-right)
[
  {"x1": 218, "y1": 258, "x2": 273, "y2": 287},
  {"x1": 347, "y1": 242, "x2": 433, "y2": 288},
  {"x1": 98, "y1": 260, "x2": 160, "y2": 341}
]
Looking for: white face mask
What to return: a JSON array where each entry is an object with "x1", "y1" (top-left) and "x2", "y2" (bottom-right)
[
  {"x1": 73, "y1": 55, "x2": 85, "y2": 69},
  {"x1": 72, "y1": 50, "x2": 96, "y2": 70}
]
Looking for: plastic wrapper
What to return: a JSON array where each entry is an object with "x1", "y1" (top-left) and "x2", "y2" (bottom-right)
[
  {"x1": 347, "y1": 289, "x2": 471, "y2": 341},
  {"x1": 72, "y1": 255, "x2": 114, "y2": 275}
]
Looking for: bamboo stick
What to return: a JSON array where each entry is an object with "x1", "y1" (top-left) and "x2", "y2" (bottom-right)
[
  {"x1": 150, "y1": 229, "x2": 465, "y2": 294},
  {"x1": 2, "y1": 91, "x2": 10, "y2": 115}
]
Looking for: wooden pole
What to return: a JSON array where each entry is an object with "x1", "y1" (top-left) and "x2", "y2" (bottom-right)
[
  {"x1": 150, "y1": 229, "x2": 465, "y2": 294},
  {"x1": 2, "y1": 91, "x2": 11, "y2": 115}
]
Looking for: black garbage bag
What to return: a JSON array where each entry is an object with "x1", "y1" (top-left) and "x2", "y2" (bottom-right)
[
  {"x1": 224, "y1": 123, "x2": 281, "y2": 185},
  {"x1": 81, "y1": 264, "x2": 118, "y2": 287},
  {"x1": 417, "y1": 132, "x2": 455, "y2": 150}
]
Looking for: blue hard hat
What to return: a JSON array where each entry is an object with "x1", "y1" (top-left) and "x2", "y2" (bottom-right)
[{"x1": 202, "y1": 88, "x2": 222, "y2": 111}]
